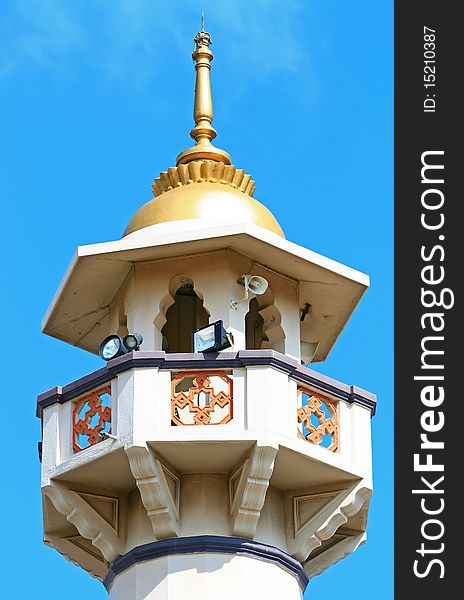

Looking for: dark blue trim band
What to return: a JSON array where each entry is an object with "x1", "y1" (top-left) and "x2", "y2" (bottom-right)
[{"x1": 103, "y1": 535, "x2": 309, "y2": 591}]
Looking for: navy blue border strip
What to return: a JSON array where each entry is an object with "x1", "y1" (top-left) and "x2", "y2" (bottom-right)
[
  {"x1": 103, "y1": 535, "x2": 309, "y2": 591},
  {"x1": 37, "y1": 349, "x2": 376, "y2": 417}
]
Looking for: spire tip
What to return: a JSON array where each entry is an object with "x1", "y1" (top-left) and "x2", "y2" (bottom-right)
[
  {"x1": 176, "y1": 21, "x2": 231, "y2": 166},
  {"x1": 194, "y1": 15, "x2": 212, "y2": 48}
]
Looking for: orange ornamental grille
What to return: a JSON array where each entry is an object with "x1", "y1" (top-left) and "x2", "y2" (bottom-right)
[
  {"x1": 72, "y1": 386, "x2": 112, "y2": 452},
  {"x1": 171, "y1": 371, "x2": 233, "y2": 426},
  {"x1": 297, "y1": 387, "x2": 339, "y2": 452}
]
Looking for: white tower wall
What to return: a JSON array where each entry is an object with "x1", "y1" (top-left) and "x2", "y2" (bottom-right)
[
  {"x1": 107, "y1": 249, "x2": 300, "y2": 359},
  {"x1": 109, "y1": 554, "x2": 303, "y2": 600}
]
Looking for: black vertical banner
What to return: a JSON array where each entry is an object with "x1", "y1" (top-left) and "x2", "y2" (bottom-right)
[{"x1": 395, "y1": 3, "x2": 459, "y2": 599}]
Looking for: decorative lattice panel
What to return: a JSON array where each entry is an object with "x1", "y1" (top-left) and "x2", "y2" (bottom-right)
[
  {"x1": 73, "y1": 386, "x2": 112, "y2": 452},
  {"x1": 297, "y1": 388, "x2": 338, "y2": 451},
  {"x1": 171, "y1": 371, "x2": 233, "y2": 426}
]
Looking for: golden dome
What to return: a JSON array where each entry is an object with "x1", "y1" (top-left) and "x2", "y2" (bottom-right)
[
  {"x1": 124, "y1": 20, "x2": 284, "y2": 238},
  {"x1": 123, "y1": 180, "x2": 284, "y2": 238}
]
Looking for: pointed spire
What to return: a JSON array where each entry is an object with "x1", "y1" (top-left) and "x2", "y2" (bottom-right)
[{"x1": 176, "y1": 17, "x2": 231, "y2": 166}]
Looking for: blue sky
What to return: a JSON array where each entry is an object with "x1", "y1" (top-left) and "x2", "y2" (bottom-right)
[{"x1": 0, "y1": 1, "x2": 392, "y2": 598}]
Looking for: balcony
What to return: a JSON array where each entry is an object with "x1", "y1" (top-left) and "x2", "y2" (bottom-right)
[
  {"x1": 38, "y1": 350, "x2": 375, "y2": 491},
  {"x1": 37, "y1": 350, "x2": 375, "y2": 582}
]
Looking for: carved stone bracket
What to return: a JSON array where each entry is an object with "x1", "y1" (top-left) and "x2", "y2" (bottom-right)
[
  {"x1": 44, "y1": 534, "x2": 107, "y2": 581},
  {"x1": 286, "y1": 480, "x2": 372, "y2": 562},
  {"x1": 43, "y1": 483, "x2": 122, "y2": 563},
  {"x1": 229, "y1": 443, "x2": 278, "y2": 538},
  {"x1": 125, "y1": 446, "x2": 180, "y2": 540},
  {"x1": 303, "y1": 532, "x2": 366, "y2": 581}
]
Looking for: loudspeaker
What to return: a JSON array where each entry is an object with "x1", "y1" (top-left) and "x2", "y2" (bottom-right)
[{"x1": 244, "y1": 275, "x2": 269, "y2": 296}]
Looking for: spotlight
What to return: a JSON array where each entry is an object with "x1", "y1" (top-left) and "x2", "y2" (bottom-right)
[
  {"x1": 123, "y1": 333, "x2": 143, "y2": 351},
  {"x1": 99, "y1": 332, "x2": 144, "y2": 361},
  {"x1": 192, "y1": 320, "x2": 233, "y2": 353},
  {"x1": 99, "y1": 335, "x2": 125, "y2": 361}
]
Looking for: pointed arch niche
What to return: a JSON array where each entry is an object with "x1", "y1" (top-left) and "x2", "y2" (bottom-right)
[
  {"x1": 245, "y1": 288, "x2": 285, "y2": 353},
  {"x1": 155, "y1": 275, "x2": 210, "y2": 353}
]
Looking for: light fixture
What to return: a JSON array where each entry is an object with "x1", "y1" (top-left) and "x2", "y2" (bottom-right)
[
  {"x1": 99, "y1": 333, "x2": 144, "y2": 361},
  {"x1": 230, "y1": 275, "x2": 269, "y2": 309},
  {"x1": 123, "y1": 333, "x2": 143, "y2": 351},
  {"x1": 192, "y1": 320, "x2": 233, "y2": 353},
  {"x1": 99, "y1": 335, "x2": 125, "y2": 361}
]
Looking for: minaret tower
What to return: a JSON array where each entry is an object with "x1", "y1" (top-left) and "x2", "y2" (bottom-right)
[{"x1": 38, "y1": 21, "x2": 375, "y2": 600}]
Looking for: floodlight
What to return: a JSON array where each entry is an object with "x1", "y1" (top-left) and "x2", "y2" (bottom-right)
[
  {"x1": 99, "y1": 332, "x2": 144, "y2": 361},
  {"x1": 99, "y1": 335, "x2": 125, "y2": 361},
  {"x1": 123, "y1": 333, "x2": 144, "y2": 351},
  {"x1": 193, "y1": 320, "x2": 232, "y2": 353}
]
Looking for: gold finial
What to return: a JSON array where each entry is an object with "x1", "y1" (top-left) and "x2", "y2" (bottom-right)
[{"x1": 176, "y1": 18, "x2": 231, "y2": 165}]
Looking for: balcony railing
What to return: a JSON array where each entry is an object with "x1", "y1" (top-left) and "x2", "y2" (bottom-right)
[
  {"x1": 171, "y1": 371, "x2": 233, "y2": 426},
  {"x1": 72, "y1": 386, "x2": 112, "y2": 452},
  {"x1": 297, "y1": 387, "x2": 339, "y2": 452},
  {"x1": 37, "y1": 350, "x2": 375, "y2": 466}
]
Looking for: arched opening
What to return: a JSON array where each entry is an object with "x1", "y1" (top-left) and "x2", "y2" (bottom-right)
[{"x1": 161, "y1": 283, "x2": 209, "y2": 352}]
